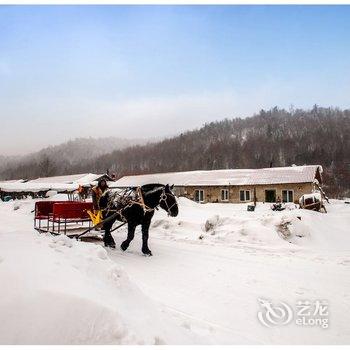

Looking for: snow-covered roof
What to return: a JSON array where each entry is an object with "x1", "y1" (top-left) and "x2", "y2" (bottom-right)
[
  {"x1": 0, "y1": 173, "x2": 104, "y2": 193},
  {"x1": 28, "y1": 173, "x2": 102, "y2": 185},
  {"x1": 113, "y1": 165, "x2": 322, "y2": 188},
  {"x1": 0, "y1": 179, "x2": 25, "y2": 185},
  {"x1": 0, "y1": 182, "x2": 79, "y2": 193}
]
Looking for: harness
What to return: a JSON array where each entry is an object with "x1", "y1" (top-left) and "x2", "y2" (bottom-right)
[
  {"x1": 135, "y1": 186, "x2": 155, "y2": 213},
  {"x1": 104, "y1": 186, "x2": 176, "y2": 218}
]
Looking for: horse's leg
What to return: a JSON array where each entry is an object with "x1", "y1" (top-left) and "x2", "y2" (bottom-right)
[
  {"x1": 103, "y1": 219, "x2": 116, "y2": 249},
  {"x1": 120, "y1": 223, "x2": 136, "y2": 251},
  {"x1": 141, "y1": 219, "x2": 152, "y2": 256}
]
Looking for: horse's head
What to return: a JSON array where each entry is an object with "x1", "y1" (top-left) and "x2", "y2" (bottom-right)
[{"x1": 159, "y1": 184, "x2": 178, "y2": 217}]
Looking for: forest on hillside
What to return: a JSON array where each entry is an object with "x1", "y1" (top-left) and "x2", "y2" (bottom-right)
[
  {"x1": 0, "y1": 136, "x2": 148, "y2": 179},
  {"x1": 1, "y1": 106, "x2": 349, "y2": 197}
]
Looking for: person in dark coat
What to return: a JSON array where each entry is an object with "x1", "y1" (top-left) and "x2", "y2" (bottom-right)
[{"x1": 91, "y1": 179, "x2": 116, "y2": 248}]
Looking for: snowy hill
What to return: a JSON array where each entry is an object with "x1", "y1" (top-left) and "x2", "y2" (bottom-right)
[
  {"x1": 0, "y1": 137, "x2": 151, "y2": 180},
  {"x1": 1, "y1": 106, "x2": 349, "y2": 197},
  {"x1": 72, "y1": 106, "x2": 350, "y2": 198},
  {"x1": 0, "y1": 200, "x2": 197, "y2": 345}
]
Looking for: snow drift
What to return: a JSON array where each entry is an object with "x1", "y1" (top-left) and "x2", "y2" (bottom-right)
[
  {"x1": 0, "y1": 201, "x2": 195, "y2": 344},
  {"x1": 1, "y1": 196, "x2": 349, "y2": 345},
  {"x1": 151, "y1": 197, "x2": 350, "y2": 252}
]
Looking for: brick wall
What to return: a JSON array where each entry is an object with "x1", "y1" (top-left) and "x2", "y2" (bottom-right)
[{"x1": 174, "y1": 182, "x2": 314, "y2": 204}]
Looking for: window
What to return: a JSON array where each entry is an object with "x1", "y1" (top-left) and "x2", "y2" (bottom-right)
[
  {"x1": 239, "y1": 190, "x2": 251, "y2": 202},
  {"x1": 282, "y1": 190, "x2": 294, "y2": 203},
  {"x1": 194, "y1": 189, "x2": 204, "y2": 203},
  {"x1": 221, "y1": 189, "x2": 229, "y2": 201}
]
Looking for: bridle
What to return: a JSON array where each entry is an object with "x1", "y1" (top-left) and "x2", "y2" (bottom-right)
[{"x1": 159, "y1": 187, "x2": 177, "y2": 216}]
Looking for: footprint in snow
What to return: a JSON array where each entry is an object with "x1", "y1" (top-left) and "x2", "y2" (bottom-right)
[
  {"x1": 295, "y1": 287, "x2": 314, "y2": 296},
  {"x1": 97, "y1": 248, "x2": 108, "y2": 260},
  {"x1": 181, "y1": 321, "x2": 192, "y2": 330},
  {"x1": 338, "y1": 259, "x2": 350, "y2": 266},
  {"x1": 54, "y1": 248, "x2": 64, "y2": 253},
  {"x1": 154, "y1": 336, "x2": 166, "y2": 345}
]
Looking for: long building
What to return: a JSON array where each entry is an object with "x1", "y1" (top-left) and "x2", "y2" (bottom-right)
[{"x1": 113, "y1": 165, "x2": 323, "y2": 204}]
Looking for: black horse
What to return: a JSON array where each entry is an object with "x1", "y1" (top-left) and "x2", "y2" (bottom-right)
[{"x1": 99, "y1": 184, "x2": 178, "y2": 255}]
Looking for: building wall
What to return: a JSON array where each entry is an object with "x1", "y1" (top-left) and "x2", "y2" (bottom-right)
[{"x1": 174, "y1": 182, "x2": 314, "y2": 204}]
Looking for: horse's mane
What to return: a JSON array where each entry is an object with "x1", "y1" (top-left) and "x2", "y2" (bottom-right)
[{"x1": 141, "y1": 183, "x2": 165, "y2": 195}]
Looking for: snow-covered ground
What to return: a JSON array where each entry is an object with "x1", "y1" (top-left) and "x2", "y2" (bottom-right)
[{"x1": 0, "y1": 196, "x2": 349, "y2": 344}]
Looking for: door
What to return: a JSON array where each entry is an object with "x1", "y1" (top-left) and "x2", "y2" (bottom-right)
[{"x1": 265, "y1": 189, "x2": 276, "y2": 203}]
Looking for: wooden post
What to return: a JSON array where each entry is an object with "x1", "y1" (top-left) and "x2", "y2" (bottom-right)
[{"x1": 254, "y1": 187, "x2": 257, "y2": 206}]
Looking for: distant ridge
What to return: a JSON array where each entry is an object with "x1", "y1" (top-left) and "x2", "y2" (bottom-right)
[
  {"x1": 0, "y1": 136, "x2": 151, "y2": 179},
  {"x1": 1, "y1": 106, "x2": 349, "y2": 197}
]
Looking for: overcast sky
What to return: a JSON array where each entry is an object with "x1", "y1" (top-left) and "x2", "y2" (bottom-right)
[{"x1": 1, "y1": 5, "x2": 350, "y2": 155}]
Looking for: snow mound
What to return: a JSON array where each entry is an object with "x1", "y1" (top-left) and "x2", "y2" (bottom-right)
[
  {"x1": 151, "y1": 197, "x2": 350, "y2": 251},
  {"x1": 152, "y1": 197, "x2": 305, "y2": 247},
  {"x1": 200, "y1": 214, "x2": 303, "y2": 247},
  {"x1": 0, "y1": 231, "x2": 193, "y2": 344}
]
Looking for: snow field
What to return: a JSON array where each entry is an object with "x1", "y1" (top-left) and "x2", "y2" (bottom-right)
[{"x1": 0, "y1": 196, "x2": 349, "y2": 344}]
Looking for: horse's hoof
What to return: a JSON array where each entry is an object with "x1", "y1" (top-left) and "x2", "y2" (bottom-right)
[
  {"x1": 104, "y1": 242, "x2": 116, "y2": 249},
  {"x1": 120, "y1": 241, "x2": 129, "y2": 251},
  {"x1": 142, "y1": 249, "x2": 152, "y2": 256}
]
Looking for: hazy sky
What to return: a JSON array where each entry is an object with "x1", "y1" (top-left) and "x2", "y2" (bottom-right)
[{"x1": 1, "y1": 5, "x2": 350, "y2": 155}]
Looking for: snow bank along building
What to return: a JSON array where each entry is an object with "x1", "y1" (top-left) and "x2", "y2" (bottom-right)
[{"x1": 113, "y1": 165, "x2": 323, "y2": 204}]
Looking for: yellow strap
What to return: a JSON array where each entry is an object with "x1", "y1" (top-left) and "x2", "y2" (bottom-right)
[{"x1": 87, "y1": 210, "x2": 103, "y2": 226}]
